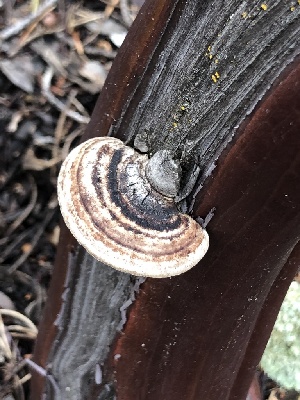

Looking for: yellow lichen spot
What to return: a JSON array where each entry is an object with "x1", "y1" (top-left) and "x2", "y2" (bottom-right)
[
  {"x1": 215, "y1": 71, "x2": 220, "y2": 79},
  {"x1": 211, "y1": 75, "x2": 217, "y2": 83},
  {"x1": 261, "y1": 3, "x2": 268, "y2": 10},
  {"x1": 209, "y1": 54, "x2": 213, "y2": 59},
  {"x1": 291, "y1": 5, "x2": 295, "y2": 10},
  {"x1": 208, "y1": 45, "x2": 211, "y2": 51},
  {"x1": 241, "y1": 11, "x2": 247, "y2": 18},
  {"x1": 180, "y1": 106, "x2": 186, "y2": 111},
  {"x1": 214, "y1": 58, "x2": 219, "y2": 64},
  {"x1": 173, "y1": 122, "x2": 178, "y2": 128},
  {"x1": 31, "y1": 0, "x2": 39, "y2": 13},
  {"x1": 298, "y1": 0, "x2": 300, "y2": 5}
]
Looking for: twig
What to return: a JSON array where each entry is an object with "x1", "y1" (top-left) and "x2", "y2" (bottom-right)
[
  {"x1": 120, "y1": 0, "x2": 134, "y2": 27},
  {"x1": 12, "y1": 374, "x2": 26, "y2": 400},
  {"x1": 0, "y1": 313, "x2": 12, "y2": 360},
  {"x1": 0, "y1": 309, "x2": 38, "y2": 334},
  {"x1": 0, "y1": 227, "x2": 36, "y2": 263},
  {"x1": 61, "y1": 126, "x2": 85, "y2": 160},
  {"x1": 41, "y1": 67, "x2": 90, "y2": 124},
  {"x1": 70, "y1": 94, "x2": 90, "y2": 117},
  {"x1": 22, "y1": 148, "x2": 62, "y2": 170},
  {"x1": 25, "y1": 358, "x2": 62, "y2": 396},
  {"x1": 84, "y1": 45, "x2": 117, "y2": 58},
  {"x1": 30, "y1": 39, "x2": 68, "y2": 78},
  {"x1": 25, "y1": 358, "x2": 46, "y2": 377},
  {"x1": 0, "y1": 162, "x2": 21, "y2": 191},
  {"x1": 52, "y1": 89, "x2": 78, "y2": 161},
  {"x1": 7, "y1": 325, "x2": 38, "y2": 340},
  {"x1": 17, "y1": 2, "x2": 57, "y2": 49},
  {"x1": 18, "y1": 373, "x2": 32, "y2": 385},
  {"x1": 103, "y1": 0, "x2": 120, "y2": 19},
  {"x1": 0, "y1": 0, "x2": 58, "y2": 41},
  {"x1": 6, "y1": 176, "x2": 38, "y2": 236},
  {"x1": 8, "y1": 206, "x2": 57, "y2": 274}
]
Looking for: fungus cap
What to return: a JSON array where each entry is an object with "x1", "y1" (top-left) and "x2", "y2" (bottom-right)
[{"x1": 57, "y1": 137, "x2": 209, "y2": 278}]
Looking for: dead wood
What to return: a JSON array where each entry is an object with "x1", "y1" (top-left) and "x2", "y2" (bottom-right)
[{"x1": 31, "y1": 1, "x2": 300, "y2": 399}]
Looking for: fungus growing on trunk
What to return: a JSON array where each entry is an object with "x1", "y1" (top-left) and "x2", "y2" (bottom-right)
[{"x1": 57, "y1": 137, "x2": 209, "y2": 278}]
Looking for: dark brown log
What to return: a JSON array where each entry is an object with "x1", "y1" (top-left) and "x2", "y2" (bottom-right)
[
  {"x1": 109, "y1": 61, "x2": 300, "y2": 399},
  {"x1": 234, "y1": 243, "x2": 300, "y2": 399},
  {"x1": 31, "y1": 0, "x2": 300, "y2": 399}
]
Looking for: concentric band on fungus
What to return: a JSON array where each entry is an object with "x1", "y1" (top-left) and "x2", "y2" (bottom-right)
[{"x1": 57, "y1": 137, "x2": 209, "y2": 278}]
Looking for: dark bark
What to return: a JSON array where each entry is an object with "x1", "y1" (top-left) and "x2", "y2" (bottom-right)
[
  {"x1": 87, "y1": 0, "x2": 300, "y2": 203},
  {"x1": 31, "y1": 1, "x2": 300, "y2": 399}
]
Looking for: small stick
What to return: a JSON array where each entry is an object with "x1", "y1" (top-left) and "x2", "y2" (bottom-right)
[
  {"x1": 0, "y1": 0, "x2": 58, "y2": 41},
  {"x1": 0, "y1": 309, "x2": 38, "y2": 334},
  {"x1": 41, "y1": 68, "x2": 90, "y2": 124}
]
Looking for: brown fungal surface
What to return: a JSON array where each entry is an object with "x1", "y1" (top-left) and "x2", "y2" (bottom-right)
[{"x1": 57, "y1": 137, "x2": 209, "y2": 278}]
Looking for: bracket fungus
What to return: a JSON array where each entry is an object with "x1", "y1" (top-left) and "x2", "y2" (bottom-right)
[{"x1": 57, "y1": 137, "x2": 209, "y2": 278}]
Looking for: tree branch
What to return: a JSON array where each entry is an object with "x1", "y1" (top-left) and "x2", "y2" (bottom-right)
[{"x1": 31, "y1": 1, "x2": 300, "y2": 399}]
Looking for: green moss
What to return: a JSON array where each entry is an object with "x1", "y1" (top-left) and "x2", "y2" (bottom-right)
[{"x1": 261, "y1": 281, "x2": 300, "y2": 391}]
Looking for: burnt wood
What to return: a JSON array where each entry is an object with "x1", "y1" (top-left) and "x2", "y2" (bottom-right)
[{"x1": 31, "y1": 1, "x2": 300, "y2": 399}]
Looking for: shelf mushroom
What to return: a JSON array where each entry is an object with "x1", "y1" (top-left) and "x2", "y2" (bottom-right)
[{"x1": 57, "y1": 137, "x2": 209, "y2": 278}]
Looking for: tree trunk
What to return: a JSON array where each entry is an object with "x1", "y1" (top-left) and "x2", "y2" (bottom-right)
[{"x1": 31, "y1": 1, "x2": 300, "y2": 399}]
